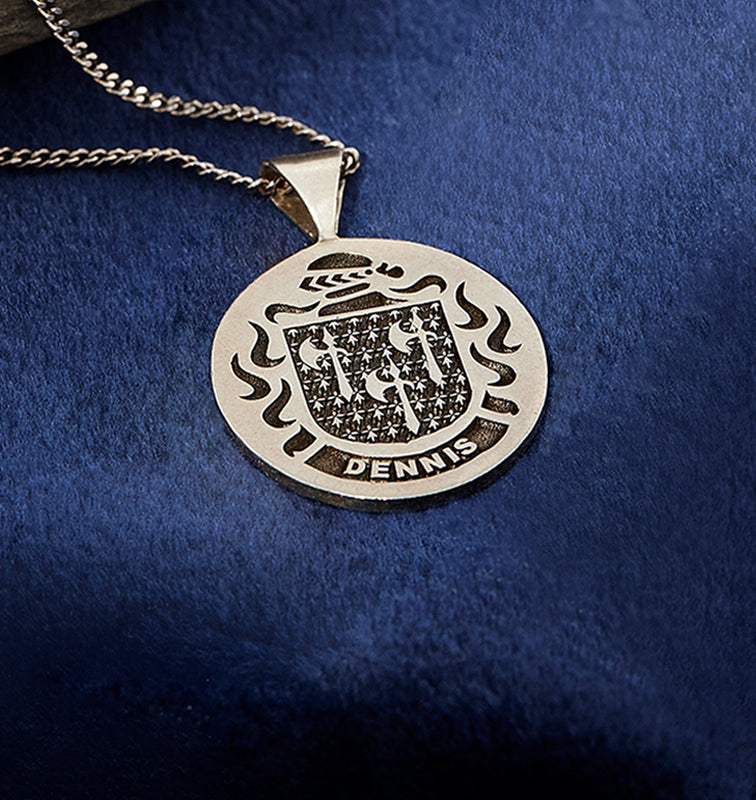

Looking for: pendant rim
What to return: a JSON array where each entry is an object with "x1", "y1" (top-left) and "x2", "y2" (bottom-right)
[{"x1": 211, "y1": 236, "x2": 548, "y2": 510}]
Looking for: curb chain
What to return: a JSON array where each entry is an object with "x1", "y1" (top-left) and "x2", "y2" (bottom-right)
[{"x1": 0, "y1": 0, "x2": 360, "y2": 194}]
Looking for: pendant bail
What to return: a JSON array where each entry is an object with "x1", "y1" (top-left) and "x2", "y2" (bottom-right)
[{"x1": 260, "y1": 150, "x2": 345, "y2": 242}]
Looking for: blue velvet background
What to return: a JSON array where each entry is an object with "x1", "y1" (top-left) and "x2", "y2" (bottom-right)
[{"x1": 1, "y1": 0, "x2": 754, "y2": 797}]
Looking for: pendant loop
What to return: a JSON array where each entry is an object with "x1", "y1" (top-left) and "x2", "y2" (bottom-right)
[{"x1": 260, "y1": 150, "x2": 345, "y2": 242}]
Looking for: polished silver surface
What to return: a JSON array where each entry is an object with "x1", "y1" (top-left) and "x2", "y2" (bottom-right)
[
  {"x1": 212, "y1": 152, "x2": 547, "y2": 509},
  {"x1": 212, "y1": 236, "x2": 547, "y2": 508}
]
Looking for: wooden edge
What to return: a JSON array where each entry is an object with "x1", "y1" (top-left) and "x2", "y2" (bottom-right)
[{"x1": 0, "y1": 0, "x2": 152, "y2": 57}]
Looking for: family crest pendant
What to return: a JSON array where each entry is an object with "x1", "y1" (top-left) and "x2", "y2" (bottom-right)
[{"x1": 211, "y1": 151, "x2": 547, "y2": 509}]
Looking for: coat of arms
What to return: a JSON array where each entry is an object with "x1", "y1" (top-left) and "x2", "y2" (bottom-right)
[
  {"x1": 212, "y1": 236, "x2": 547, "y2": 508},
  {"x1": 284, "y1": 302, "x2": 471, "y2": 444}
]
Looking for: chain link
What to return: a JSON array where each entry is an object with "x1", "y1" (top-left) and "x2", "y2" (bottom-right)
[
  {"x1": 0, "y1": 146, "x2": 282, "y2": 193},
  {"x1": 0, "y1": 0, "x2": 360, "y2": 193}
]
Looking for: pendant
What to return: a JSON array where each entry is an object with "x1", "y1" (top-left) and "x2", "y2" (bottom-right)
[{"x1": 211, "y1": 151, "x2": 547, "y2": 509}]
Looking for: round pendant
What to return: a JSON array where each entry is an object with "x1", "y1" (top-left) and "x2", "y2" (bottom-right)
[{"x1": 211, "y1": 152, "x2": 547, "y2": 509}]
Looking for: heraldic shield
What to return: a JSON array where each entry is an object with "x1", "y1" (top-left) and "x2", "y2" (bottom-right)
[{"x1": 284, "y1": 302, "x2": 471, "y2": 445}]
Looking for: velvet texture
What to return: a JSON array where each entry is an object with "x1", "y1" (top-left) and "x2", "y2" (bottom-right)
[{"x1": 0, "y1": 1, "x2": 754, "y2": 797}]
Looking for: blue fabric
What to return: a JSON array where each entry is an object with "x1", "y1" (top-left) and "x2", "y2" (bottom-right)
[{"x1": 1, "y1": 1, "x2": 754, "y2": 797}]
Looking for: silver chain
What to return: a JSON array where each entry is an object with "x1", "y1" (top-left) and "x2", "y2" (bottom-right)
[{"x1": 0, "y1": 0, "x2": 360, "y2": 194}]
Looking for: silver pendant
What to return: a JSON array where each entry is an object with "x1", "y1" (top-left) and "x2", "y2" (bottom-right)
[{"x1": 212, "y1": 151, "x2": 547, "y2": 509}]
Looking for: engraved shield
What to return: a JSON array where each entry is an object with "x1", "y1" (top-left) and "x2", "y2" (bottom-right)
[{"x1": 284, "y1": 301, "x2": 471, "y2": 443}]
